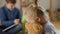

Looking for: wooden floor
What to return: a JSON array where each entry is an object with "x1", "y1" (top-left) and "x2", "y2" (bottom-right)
[
  {"x1": 52, "y1": 21, "x2": 60, "y2": 30},
  {"x1": 52, "y1": 21, "x2": 60, "y2": 34}
]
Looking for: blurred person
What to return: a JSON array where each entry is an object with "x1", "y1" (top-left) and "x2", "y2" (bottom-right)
[
  {"x1": 0, "y1": 0, "x2": 22, "y2": 34},
  {"x1": 36, "y1": 8, "x2": 57, "y2": 34}
]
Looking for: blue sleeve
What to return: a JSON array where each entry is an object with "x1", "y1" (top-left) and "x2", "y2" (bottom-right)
[
  {"x1": 18, "y1": 9, "x2": 22, "y2": 23},
  {"x1": 0, "y1": 9, "x2": 14, "y2": 27}
]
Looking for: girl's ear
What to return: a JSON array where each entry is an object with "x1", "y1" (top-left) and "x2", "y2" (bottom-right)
[{"x1": 35, "y1": 17, "x2": 40, "y2": 22}]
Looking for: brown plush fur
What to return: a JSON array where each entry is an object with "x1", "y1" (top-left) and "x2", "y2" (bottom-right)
[
  {"x1": 22, "y1": 0, "x2": 44, "y2": 34},
  {"x1": 25, "y1": 22, "x2": 43, "y2": 34}
]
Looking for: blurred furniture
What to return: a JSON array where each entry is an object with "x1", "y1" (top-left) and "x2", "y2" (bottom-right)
[
  {"x1": 49, "y1": 0, "x2": 55, "y2": 21},
  {"x1": 56, "y1": 9, "x2": 60, "y2": 20}
]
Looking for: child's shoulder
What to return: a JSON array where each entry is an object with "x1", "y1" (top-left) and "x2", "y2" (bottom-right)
[
  {"x1": 45, "y1": 21, "x2": 53, "y2": 24},
  {"x1": 45, "y1": 21, "x2": 55, "y2": 27}
]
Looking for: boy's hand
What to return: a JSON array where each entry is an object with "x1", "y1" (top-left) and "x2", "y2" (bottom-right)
[{"x1": 14, "y1": 19, "x2": 20, "y2": 25}]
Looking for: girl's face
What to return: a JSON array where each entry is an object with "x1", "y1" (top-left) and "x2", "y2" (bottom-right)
[{"x1": 35, "y1": 16, "x2": 41, "y2": 22}]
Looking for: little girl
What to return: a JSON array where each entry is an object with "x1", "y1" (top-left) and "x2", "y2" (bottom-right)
[{"x1": 36, "y1": 8, "x2": 57, "y2": 34}]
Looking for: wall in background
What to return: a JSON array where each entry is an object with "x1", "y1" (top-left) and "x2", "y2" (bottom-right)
[
  {"x1": 0, "y1": 0, "x2": 5, "y2": 7},
  {"x1": 52, "y1": 0, "x2": 59, "y2": 11},
  {"x1": 38, "y1": 0, "x2": 59, "y2": 11},
  {"x1": 59, "y1": 0, "x2": 60, "y2": 8},
  {"x1": 38, "y1": 0, "x2": 50, "y2": 10},
  {"x1": 15, "y1": 0, "x2": 20, "y2": 9}
]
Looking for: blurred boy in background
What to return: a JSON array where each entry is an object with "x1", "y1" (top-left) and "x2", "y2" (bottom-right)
[{"x1": 0, "y1": 0, "x2": 22, "y2": 34}]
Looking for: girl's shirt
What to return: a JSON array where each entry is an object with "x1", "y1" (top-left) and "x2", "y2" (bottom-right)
[{"x1": 44, "y1": 21, "x2": 56, "y2": 34}]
